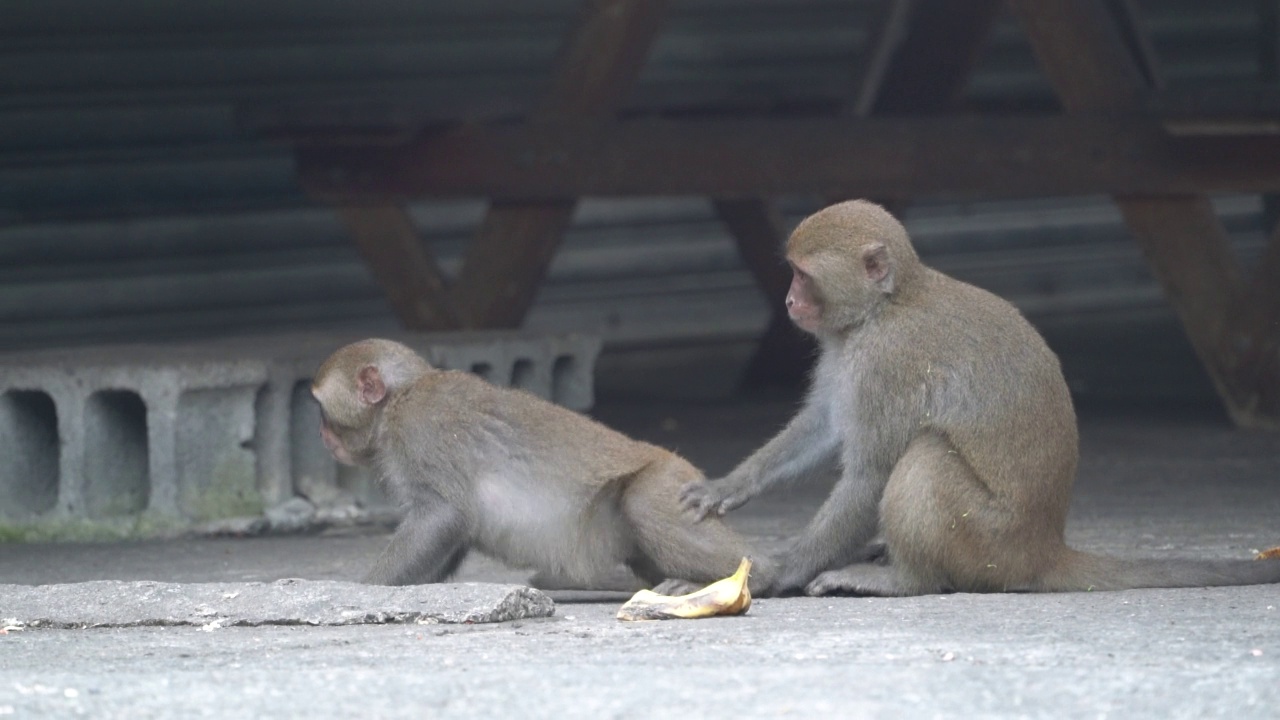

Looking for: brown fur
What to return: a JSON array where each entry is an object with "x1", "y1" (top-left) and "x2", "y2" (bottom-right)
[
  {"x1": 313, "y1": 339, "x2": 772, "y2": 593},
  {"x1": 683, "y1": 200, "x2": 1280, "y2": 596}
]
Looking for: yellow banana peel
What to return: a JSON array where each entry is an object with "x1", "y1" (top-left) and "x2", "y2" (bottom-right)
[{"x1": 616, "y1": 557, "x2": 753, "y2": 621}]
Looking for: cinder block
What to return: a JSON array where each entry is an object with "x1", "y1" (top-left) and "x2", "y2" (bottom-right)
[
  {"x1": 0, "y1": 390, "x2": 59, "y2": 519},
  {"x1": 82, "y1": 390, "x2": 149, "y2": 518},
  {"x1": 0, "y1": 353, "x2": 268, "y2": 531},
  {"x1": 0, "y1": 331, "x2": 600, "y2": 540}
]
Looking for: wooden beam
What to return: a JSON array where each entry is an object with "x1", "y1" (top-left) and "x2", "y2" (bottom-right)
[
  {"x1": 298, "y1": 116, "x2": 1280, "y2": 201},
  {"x1": 1259, "y1": 0, "x2": 1280, "y2": 84},
  {"x1": 868, "y1": 0, "x2": 1001, "y2": 115},
  {"x1": 722, "y1": 1, "x2": 912, "y2": 388},
  {"x1": 845, "y1": 0, "x2": 916, "y2": 116},
  {"x1": 536, "y1": 0, "x2": 670, "y2": 119},
  {"x1": 455, "y1": 0, "x2": 669, "y2": 328},
  {"x1": 716, "y1": 0, "x2": 998, "y2": 387},
  {"x1": 1256, "y1": 0, "x2": 1280, "y2": 236},
  {"x1": 1102, "y1": 0, "x2": 1165, "y2": 90},
  {"x1": 451, "y1": 199, "x2": 576, "y2": 328},
  {"x1": 451, "y1": 202, "x2": 572, "y2": 328},
  {"x1": 711, "y1": 197, "x2": 815, "y2": 387},
  {"x1": 334, "y1": 205, "x2": 459, "y2": 330},
  {"x1": 1006, "y1": 0, "x2": 1144, "y2": 111},
  {"x1": 713, "y1": 198, "x2": 790, "y2": 302},
  {"x1": 1010, "y1": 0, "x2": 1280, "y2": 428},
  {"x1": 1117, "y1": 196, "x2": 1245, "y2": 401},
  {"x1": 1226, "y1": 225, "x2": 1280, "y2": 422}
]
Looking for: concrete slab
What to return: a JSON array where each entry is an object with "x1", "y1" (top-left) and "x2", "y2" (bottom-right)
[
  {"x1": 0, "y1": 580, "x2": 554, "y2": 629},
  {"x1": 0, "y1": 330, "x2": 601, "y2": 539},
  {"x1": 0, "y1": 398, "x2": 1277, "y2": 718}
]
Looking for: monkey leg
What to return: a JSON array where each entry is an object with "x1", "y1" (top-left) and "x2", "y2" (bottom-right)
[
  {"x1": 770, "y1": 470, "x2": 887, "y2": 595},
  {"x1": 805, "y1": 563, "x2": 920, "y2": 597},
  {"x1": 877, "y1": 432, "x2": 1048, "y2": 594},
  {"x1": 681, "y1": 405, "x2": 842, "y2": 521},
  {"x1": 364, "y1": 502, "x2": 471, "y2": 585},
  {"x1": 622, "y1": 459, "x2": 775, "y2": 595}
]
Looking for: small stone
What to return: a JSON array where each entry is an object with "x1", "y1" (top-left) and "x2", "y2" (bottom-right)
[
  {"x1": 193, "y1": 516, "x2": 269, "y2": 537},
  {"x1": 0, "y1": 580, "x2": 554, "y2": 628}
]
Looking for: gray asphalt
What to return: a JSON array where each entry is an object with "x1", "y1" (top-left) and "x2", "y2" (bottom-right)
[{"x1": 2, "y1": 398, "x2": 1279, "y2": 718}]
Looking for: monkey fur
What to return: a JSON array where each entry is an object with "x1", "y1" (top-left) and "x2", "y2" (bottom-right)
[
  {"x1": 312, "y1": 339, "x2": 772, "y2": 593},
  {"x1": 683, "y1": 199, "x2": 1280, "y2": 597}
]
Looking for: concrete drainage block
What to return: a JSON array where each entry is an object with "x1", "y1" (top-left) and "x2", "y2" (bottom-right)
[{"x1": 0, "y1": 331, "x2": 601, "y2": 541}]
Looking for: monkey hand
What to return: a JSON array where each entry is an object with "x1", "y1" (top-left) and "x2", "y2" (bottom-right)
[
  {"x1": 766, "y1": 565, "x2": 816, "y2": 597},
  {"x1": 679, "y1": 477, "x2": 751, "y2": 521}
]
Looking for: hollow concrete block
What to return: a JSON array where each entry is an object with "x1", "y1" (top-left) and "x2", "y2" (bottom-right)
[{"x1": 0, "y1": 331, "x2": 601, "y2": 539}]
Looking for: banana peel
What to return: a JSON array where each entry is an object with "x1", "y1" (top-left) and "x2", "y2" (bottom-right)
[{"x1": 617, "y1": 557, "x2": 753, "y2": 621}]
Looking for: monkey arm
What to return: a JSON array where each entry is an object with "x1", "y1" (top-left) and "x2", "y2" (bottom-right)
[
  {"x1": 772, "y1": 464, "x2": 884, "y2": 594},
  {"x1": 681, "y1": 402, "x2": 840, "y2": 520},
  {"x1": 363, "y1": 490, "x2": 471, "y2": 585}
]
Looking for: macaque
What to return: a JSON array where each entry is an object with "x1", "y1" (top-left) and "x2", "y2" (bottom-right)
[
  {"x1": 311, "y1": 339, "x2": 771, "y2": 593},
  {"x1": 683, "y1": 199, "x2": 1280, "y2": 596}
]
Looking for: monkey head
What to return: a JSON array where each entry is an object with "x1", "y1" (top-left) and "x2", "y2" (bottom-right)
[
  {"x1": 311, "y1": 339, "x2": 432, "y2": 465},
  {"x1": 784, "y1": 199, "x2": 921, "y2": 335}
]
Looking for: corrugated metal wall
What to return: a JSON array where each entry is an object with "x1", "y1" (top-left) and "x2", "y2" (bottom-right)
[{"x1": 0, "y1": 0, "x2": 1272, "y2": 401}]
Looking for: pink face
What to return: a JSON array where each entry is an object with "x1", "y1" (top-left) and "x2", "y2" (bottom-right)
[
  {"x1": 785, "y1": 260, "x2": 822, "y2": 333},
  {"x1": 319, "y1": 418, "x2": 356, "y2": 466}
]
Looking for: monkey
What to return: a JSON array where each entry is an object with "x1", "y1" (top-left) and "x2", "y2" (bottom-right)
[
  {"x1": 311, "y1": 338, "x2": 773, "y2": 594},
  {"x1": 681, "y1": 199, "x2": 1280, "y2": 597}
]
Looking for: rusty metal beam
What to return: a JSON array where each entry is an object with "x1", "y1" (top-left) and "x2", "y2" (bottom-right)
[
  {"x1": 1010, "y1": 0, "x2": 1280, "y2": 428},
  {"x1": 298, "y1": 116, "x2": 1280, "y2": 201}
]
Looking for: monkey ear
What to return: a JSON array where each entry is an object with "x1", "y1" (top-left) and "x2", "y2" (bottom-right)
[
  {"x1": 356, "y1": 365, "x2": 388, "y2": 406},
  {"x1": 862, "y1": 243, "x2": 893, "y2": 293}
]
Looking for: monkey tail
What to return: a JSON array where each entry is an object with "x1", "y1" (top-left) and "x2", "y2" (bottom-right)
[{"x1": 1034, "y1": 548, "x2": 1280, "y2": 592}]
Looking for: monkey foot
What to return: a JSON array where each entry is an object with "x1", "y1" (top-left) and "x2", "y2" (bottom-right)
[
  {"x1": 651, "y1": 578, "x2": 705, "y2": 596},
  {"x1": 805, "y1": 564, "x2": 914, "y2": 597}
]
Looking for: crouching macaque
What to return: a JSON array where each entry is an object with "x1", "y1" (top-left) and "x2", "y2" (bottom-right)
[
  {"x1": 682, "y1": 199, "x2": 1280, "y2": 597},
  {"x1": 312, "y1": 339, "x2": 772, "y2": 593}
]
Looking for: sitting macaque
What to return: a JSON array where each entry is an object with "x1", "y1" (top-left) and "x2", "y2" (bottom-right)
[
  {"x1": 311, "y1": 339, "x2": 772, "y2": 593},
  {"x1": 683, "y1": 199, "x2": 1280, "y2": 596}
]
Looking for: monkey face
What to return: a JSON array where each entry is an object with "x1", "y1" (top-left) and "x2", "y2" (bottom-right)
[
  {"x1": 312, "y1": 386, "x2": 382, "y2": 467},
  {"x1": 311, "y1": 360, "x2": 387, "y2": 467},
  {"x1": 782, "y1": 200, "x2": 921, "y2": 334},
  {"x1": 785, "y1": 259, "x2": 823, "y2": 334},
  {"x1": 311, "y1": 339, "x2": 432, "y2": 469},
  {"x1": 319, "y1": 415, "x2": 359, "y2": 466}
]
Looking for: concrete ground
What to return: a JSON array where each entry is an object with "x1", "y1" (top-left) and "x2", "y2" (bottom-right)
[{"x1": 2, "y1": 398, "x2": 1279, "y2": 718}]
